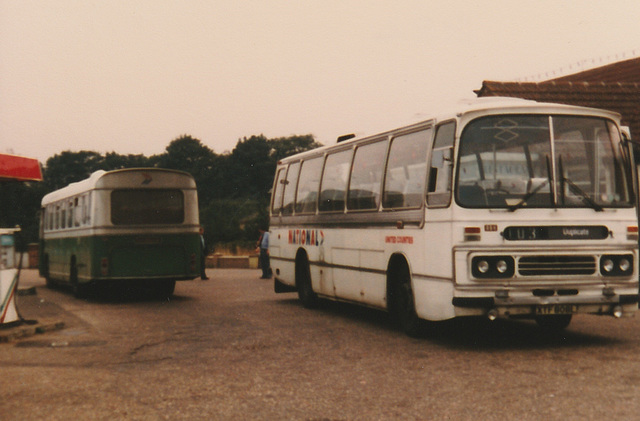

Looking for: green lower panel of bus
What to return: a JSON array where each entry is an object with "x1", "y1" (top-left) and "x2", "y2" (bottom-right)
[
  {"x1": 41, "y1": 233, "x2": 200, "y2": 283},
  {"x1": 109, "y1": 245, "x2": 190, "y2": 278}
]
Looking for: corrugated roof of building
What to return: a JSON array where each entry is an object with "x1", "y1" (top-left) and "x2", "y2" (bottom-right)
[
  {"x1": 549, "y1": 57, "x2": 640, "y2": 83},
  {"x1": 475, "y1": 57, "x2": 640, "y2": 138}
]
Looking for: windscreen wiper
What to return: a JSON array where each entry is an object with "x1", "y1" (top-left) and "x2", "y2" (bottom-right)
[
  {"x1": 562, "y1": 177, "x2": 604, "y2": 211},
  {"x1": 507, "y1": 155, "x2": 552, "y2": 212},
  {"x1": 558, "y1": 155, "x2": 603, "y2": 212},
  {"x1": 507, "y1": 179, "x2": 549, "y2": 212}
]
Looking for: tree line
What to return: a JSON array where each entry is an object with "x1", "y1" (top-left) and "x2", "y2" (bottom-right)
[{"x1": 0, "y1": 134, "x2": 322, "y2": 252}]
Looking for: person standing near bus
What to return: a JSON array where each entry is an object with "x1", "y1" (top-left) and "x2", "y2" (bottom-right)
[{"x1": 257, "y1": 228, "x2": 271, "y2": 279}]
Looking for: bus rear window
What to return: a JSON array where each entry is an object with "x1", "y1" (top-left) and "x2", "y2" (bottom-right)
[{"x1": 111, "y1": 189, "x2": 184, "y2": 225}]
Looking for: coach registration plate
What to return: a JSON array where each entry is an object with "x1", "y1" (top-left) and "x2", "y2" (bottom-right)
[{"x1": 535, "y1": 304, "x2": 578, "y2": 315}]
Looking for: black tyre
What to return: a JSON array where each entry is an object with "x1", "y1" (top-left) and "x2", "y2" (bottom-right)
[
  {"x1": 42, "y1": 254, "x2": 55, "y2": 289},
  {"x1": 156, "y1": 280, "x2": 176, "y2": 298},
  {"x1": 70, "y1": 258, "x2": 89, "y2": 298},
  {"x1": 296, "y1": 256, "x2": 318, "y2": 309},
  {"x1": 390, "y1": 263, "x2": 424, "y2": 337}
]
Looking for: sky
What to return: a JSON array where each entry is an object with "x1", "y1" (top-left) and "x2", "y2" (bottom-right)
[{"x1": 1, "y1": 0, "x2": 639, "y2": 163}]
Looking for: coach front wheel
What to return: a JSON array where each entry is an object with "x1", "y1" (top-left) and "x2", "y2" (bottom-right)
[{"x1": 391, "y1": 264, "x2": 424, "y2": 337}]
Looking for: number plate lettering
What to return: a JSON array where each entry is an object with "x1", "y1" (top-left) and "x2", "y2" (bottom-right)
[{"x1": 535, "y1": 304, "x2": 578, "y2": 315}]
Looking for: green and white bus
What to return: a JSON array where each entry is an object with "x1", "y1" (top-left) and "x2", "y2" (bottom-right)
[{"x1": 39, "y1": 168, "x2": 201, "y2": 297}]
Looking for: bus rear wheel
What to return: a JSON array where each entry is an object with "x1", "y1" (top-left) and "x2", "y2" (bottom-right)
[
  {"x1": 296, "y1": 255, "x2": 318, "y2": 309},
  {"x1": 42, "y1": 254, "x2": 55, "y2": 289},
  {"x1": 70, "y1": 257, "x2": 89, "y2": 298},
  {"x1": 156, "y1": 280, "x2": 176, "y2": 298}
]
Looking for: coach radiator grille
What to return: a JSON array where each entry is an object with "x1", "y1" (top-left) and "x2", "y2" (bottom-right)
[{"x1": 518, "y1": 255, "x2": 597, "y2": 276}]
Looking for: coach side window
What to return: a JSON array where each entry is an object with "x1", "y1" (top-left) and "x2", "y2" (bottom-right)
[
  {"x1": 61, "y1": 203, "x2": 67, "y2": 229},
  {"x1": 295, "y1": 157, "x2": 323, "y2": 214},
  {"x1": 84, "y1": 193, "x2": 92, "y2": 225},
  {"x1": 271, "y1": 167, "x2": 287, "y2": 215},
  {"x1": 48, "y1": 206, "x2": 54, "y2": 231},
  {"x1": 348, "y1": 140, "x2": 388, "y2": 210},
  {"x1": 74, "y1": 197, "x2": 81, "y2": 227},
  {"x1": 319, "y1": 149, "x2": 353, "y2": 212},
  {"x1": 427, "y1": 122, "x2": 456, "y2": 207},
  {"x1": 281, "y1": 162, "x2": 301, "y2": 216},
  {"x1": 383, "y1": 129, "x2": 431, "y2": 209},
  {"x1": 67, "y1": 200, "x2": 74, "y2": 228}
]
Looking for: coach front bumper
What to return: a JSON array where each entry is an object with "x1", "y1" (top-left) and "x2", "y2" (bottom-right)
[
  {"x1": 452, "y1": 247, "x2": 639, "y2": 319},
  {"x1": 453, "y1": 289, "x2": 639, "y2": 319}
]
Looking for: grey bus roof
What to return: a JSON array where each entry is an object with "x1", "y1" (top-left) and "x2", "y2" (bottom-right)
[{"x1": 41, "y1": 168, "x2": 195, "y2": 205}]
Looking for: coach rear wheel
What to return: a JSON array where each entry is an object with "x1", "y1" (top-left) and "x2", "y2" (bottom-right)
[
  {"x1": 156, "y1": 280, "x2": 176, "y2": 298},
  {"x1": 45, "y1": 274, "x2": 56, "y2": 289},
  {"x1": 70, "y1": 257, "x2": 89, "y2": 298},
  {"x1": 42, "y1": 254, "x2": 55, "y2": 289},
  {"x1": 296, "y1": 256, "x2": 318, "y2": 309}
]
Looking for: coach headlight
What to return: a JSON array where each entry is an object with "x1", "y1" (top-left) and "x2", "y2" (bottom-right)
[
  {"x1": 602, "y1": 259, "x2": 615, "y2": 273},
  {"x1": 496, "y1": 259, "x2": 509, "y2": 274},
  {"x1": 619, "y1": 258, "x2": 631, "y2": 273},
  {"x1": 472, "y1": 256, "x2": 515, "y2": 279},
  {"x1": 601, "y1": 255, "x2": 634, "y2": 277},
  {"x1": 477, "y1": 260, "x2": 490, "y2": 274}
]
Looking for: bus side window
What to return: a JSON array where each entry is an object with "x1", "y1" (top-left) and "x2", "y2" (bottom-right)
[
  {"x1": 271, "y1": 167, "x2": 287, "y2": 215},
  {"x1": 61, "y1": 203, "x2": 67, "y2": 229},
  {"x1": 319, "y1": 149, "x2": 353, "y2": 212},
  {"x1": 281, "y1": 162, "x2": 301, "y2": 216},
  {"x1": 79, "y1": 196, "x2": 85, "y2": 226},
  {"x1": 84, "y1": 193, "x2": 91, "y2": 225},
  {"x1": 68, "y1": 200, "x2": 74, "y2": 228},
  {"x1": 295, "y1": 157, "x2": 323, "y2": 214},
  {"x1": 382, "y1": 129, "x2": 430, "y2": 209},
  {"x1": 348, "y1": 140, "x2": 388, "y2": 210},
  {"x1": 427, "y1": 122, "x2": 456, "y2": 207},
  {"x1": 74, "y1": 197, "x2": 81, "y2": 227}
]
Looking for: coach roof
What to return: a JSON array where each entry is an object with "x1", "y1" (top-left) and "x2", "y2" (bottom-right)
[
  {"x1": 278, "y1": 97, "x2": 622, "y2": 165},
  {"x1": 41, "y1": 168, "x2": 195, "y2": 205}
]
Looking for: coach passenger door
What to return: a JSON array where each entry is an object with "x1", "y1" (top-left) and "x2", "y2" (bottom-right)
[
  {"x1": 422, "y1": 122, "x2": 456, "y2": 317},
  {"x1": 319, "y1": 149, "x2": 359, "y2": 300}
]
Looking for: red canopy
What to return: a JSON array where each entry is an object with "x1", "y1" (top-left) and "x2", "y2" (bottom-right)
[{"x1": 0, "y1": 153, "x2": 42, "y2": 182}]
